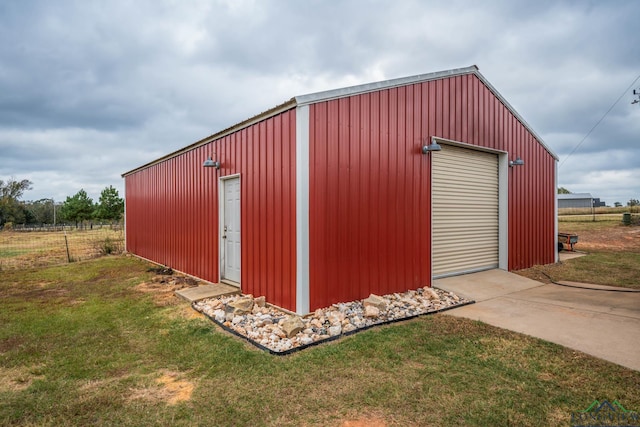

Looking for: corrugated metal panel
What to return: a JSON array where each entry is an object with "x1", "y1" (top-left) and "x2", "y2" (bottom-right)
[
  {"x1": 308, "y1": 86, "x2": 431, "y2": 311},
  {"x1": 124, "y1": 109, "x2": 298, "y2": 311},
  {"x1": 308, "y1": 73, "x2": 555, "y2": 311},
  {"x1": 432, "y1": 144, "x2": 498, "y2": 276}
]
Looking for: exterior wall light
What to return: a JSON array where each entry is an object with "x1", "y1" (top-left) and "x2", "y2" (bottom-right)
[
  {"x1": 422, "y1": 138, "x2": 442, "y2": 154},
  {"x1": 203, "y1": 154, "x2": 221, "y2": 169},
  {"x1": 509, "y1": 156, "x2": 524, "y2": 167}
]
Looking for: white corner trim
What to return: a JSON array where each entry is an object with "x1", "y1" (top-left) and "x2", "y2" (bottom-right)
[
  {"x1": 295, "y1": 105, "x2": 310, "y2": 314},
  {"x1": 123, "y1": 179, "x2": 127, "y2": 252},
  {"x1": 499, "y1": 153, "x2": 509, "y2": 270},
  {"x1": 554, "y1": 161, "x2": 559, "y2": 263}
]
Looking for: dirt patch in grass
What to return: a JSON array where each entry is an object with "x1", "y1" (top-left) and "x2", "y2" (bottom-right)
[
  {"x1": 0, "y1": 336, "x2": 24, "y2": 354},
  {"x1": 130, "y1": 371, "x2": 194, "y2": 406},
  {"x1": 547, "y1": 407, "x2": 570, "y2": 425},
  {"x1": 0, "y1": 366, "x2": 44, "y2": 392},
  {"x1": 79, "y1": 370, "x2": 131, "y2": 395},
  {"x1": 558, "y1": 222, "x2": 640, "y2": 252},
  {"x1": 176, "y1": 305, "x2": 206, "y2": 320},
  {"x1": 135, "y1": 275, "x2": 198, "y2": 307},
  {"x1": 135, "y1": 281, "x2": 181, "y2": 306},
  {"x1": 134, "y1": 273, "x2": 209, "y2": 320},
  {"x1": 340, "y1": 417, "x2": 387, "y2": 427}
]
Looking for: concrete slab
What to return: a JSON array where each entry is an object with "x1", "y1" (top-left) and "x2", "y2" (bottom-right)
[
  {"x1": 434, "y1": 269, "x2": 544, "y2": 302},
  {"x1": 514, "y1": 283, "x2": 640, "y2": 319},
  {"x1": 437, "y1": 269, "x2": 640, "y2": 371},
  {"x1": 175, "y1": 283, "x2": 240, "y2": 302}
]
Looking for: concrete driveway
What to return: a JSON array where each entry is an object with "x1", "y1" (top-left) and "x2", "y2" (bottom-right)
[{"x1": 435, "y1": 270, "x2": 640, "y2": 371}]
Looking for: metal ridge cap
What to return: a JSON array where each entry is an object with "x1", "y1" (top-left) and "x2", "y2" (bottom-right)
[{"x1": 294, "y1": 65, "x2": 479, "y2": 105}]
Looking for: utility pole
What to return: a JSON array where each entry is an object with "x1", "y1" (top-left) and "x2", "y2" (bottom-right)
[{"x1": 633, "y1": 88, "x2": 640, "y2": 105}]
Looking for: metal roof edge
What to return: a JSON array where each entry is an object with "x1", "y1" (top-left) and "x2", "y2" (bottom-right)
[
  {"x1": 294, "y1": 65, "x2": 479, "y2": 105},
  {"x1": 472, "y1": 70, "x2": 559, "y2": 161},
  {"x1": 293, "y1": 65, "x2": 558, "y2": 161},
  {"x1": 557, "y1": 193, "x2": 594, "y2": 199},
  {"x1": 122, "y1": 98, "x2": 297, "y2": 177},
  {"x1": 123, "y1": 65, "x2": 559, "y2": 177}
]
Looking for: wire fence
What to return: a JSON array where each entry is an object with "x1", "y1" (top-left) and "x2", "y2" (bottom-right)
[
  {"x1": 558, "y1": 213, "x2": 639, "y2": 223},
  {"x1": 0, "y1": 226, "x2": 125, "y2": 270},
  {"x1": 558, "y1": 206, "x2": 640, "y2": 216}
]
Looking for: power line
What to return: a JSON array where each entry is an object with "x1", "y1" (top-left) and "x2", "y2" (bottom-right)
[{"x1": 559, "y1": 73, "x2": 640, "y2": 169}]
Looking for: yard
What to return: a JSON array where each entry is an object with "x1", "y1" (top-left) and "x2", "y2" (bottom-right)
[
  {"x1": 517, "y1": 217, "x2": 640, "y2": 289},
  {"x1": 0, "y1": 227, "x2": 124, "y2": 270},
  {"x1": 1, "y1": 221, "x2": 639, "y2": 426}
]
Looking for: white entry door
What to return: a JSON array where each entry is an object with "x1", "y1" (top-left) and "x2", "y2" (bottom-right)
[{"x1": 221, "y1": 177, "x2": 241, "y2": 284}]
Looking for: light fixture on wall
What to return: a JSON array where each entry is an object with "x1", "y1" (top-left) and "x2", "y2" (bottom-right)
[
  {"x1": 422, "y1": 137, "x2": 442, "y2": 154},
  {"x1": 203, "y1": 153, "x2": 221, "y2": 169},
  {"x1": 509, "y1": 156, "x2": 524, "y2": 167}
]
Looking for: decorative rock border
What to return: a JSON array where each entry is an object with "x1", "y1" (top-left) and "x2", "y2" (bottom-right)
[{"x1": 193, "y1": 287, "x2": 473, "y2": 355}]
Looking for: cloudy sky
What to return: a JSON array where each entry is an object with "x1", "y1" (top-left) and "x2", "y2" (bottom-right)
[{"x1": 1, "y1": 0, "x2": 639, "y2": 206}]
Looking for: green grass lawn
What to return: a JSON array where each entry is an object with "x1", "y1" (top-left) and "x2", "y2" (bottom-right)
[
  {"x1": 1, "y1": 256, "x2": 639, "y2": 426},
  {"x1": 519, "y1": 251, "x2": 640, "y2": 289}
]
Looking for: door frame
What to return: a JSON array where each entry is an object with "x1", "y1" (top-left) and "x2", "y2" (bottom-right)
[
  {"x1": 430, "y1": 137, "x2": 508, "y2": 279},
  {"x1": 219, "y1": 173, "x2": 241, "y2": 287}
]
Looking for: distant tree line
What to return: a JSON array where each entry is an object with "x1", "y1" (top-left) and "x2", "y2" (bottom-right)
[{"x1": 0, "y1": 178, "x2": 124, "y2": 229}]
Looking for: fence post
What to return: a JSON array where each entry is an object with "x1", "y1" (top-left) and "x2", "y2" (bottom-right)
[{"x1": 64, "y1": 231, "x2": 71, "y2": 263}]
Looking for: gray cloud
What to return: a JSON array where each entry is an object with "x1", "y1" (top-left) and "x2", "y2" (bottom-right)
[{"x1": 0, "y1": 0, "x2": 639, "y2": 206}]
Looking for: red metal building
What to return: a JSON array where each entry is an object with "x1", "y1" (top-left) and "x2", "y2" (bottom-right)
[{"x1": 123, "y1": 66, "x2": 558, "y2": 314}]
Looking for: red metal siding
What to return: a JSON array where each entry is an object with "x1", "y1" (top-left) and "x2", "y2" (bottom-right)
[
  {"x1": 125, "y1": 109, "x2": 297, "y2": 311},
  {"x1": 308, "y1": 86, "x2": 433, "y2": 311},
  {"x1": 308, "y1": 73, "x2": 555, "y2": 311}
]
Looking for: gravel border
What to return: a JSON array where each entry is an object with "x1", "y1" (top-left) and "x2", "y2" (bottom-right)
[{"x1": 193, "y1": 287, "x2": 474, "y2": 355}]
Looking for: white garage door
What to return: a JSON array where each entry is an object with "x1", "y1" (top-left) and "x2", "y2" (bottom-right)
[{"x1": 432, "y1": 144, "x2": 499, "y2": 277}]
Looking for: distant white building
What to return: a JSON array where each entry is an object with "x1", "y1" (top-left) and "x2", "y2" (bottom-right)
[{"x1": 558, "y1": 193, "x2": 605, "y2": 208}]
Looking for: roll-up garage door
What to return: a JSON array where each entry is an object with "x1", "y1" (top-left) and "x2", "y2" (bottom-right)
[{"x1": 432, "y1": 144, "x2": 499, "y2": 277}]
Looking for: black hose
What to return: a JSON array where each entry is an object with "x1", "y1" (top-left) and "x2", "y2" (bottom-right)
[{"x1": 535, "y1": 267, "x2": 640, "y2": 293}]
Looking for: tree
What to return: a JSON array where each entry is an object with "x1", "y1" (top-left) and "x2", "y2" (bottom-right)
[
  {"x1": 0, "y1": 178, "x2": 33, "y2": 227},
  {"x1": 26, "y1": 199, "x2": 56, "y2": 225},
  {"x1": 614, "y1": 202, "x2": 622, "y2": 208},
  {"x1": 60, "y1": 189, "x2": 95, "y2": 228},
  {"x1": 628, "y1": 199, "x2": 639, "y2": 207},
  {"x1": 557, "y1": 187, "x2": 571, "y2": 194},
  {"x1": 94, "y1": 186, "x2": 124, "y2": 222}
]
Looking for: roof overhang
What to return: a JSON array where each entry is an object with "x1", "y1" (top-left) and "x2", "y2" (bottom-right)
[{"x1": 123, "y1": 65, "x2": 557, "y2": 177}]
